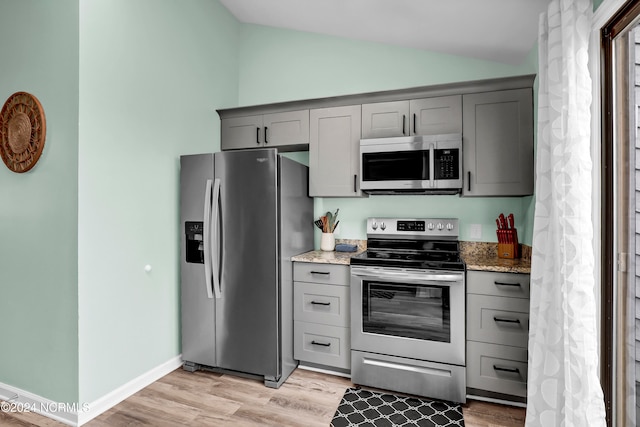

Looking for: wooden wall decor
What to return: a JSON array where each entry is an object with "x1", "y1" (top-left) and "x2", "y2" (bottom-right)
[{"x1": 0, "y1": 92, "x2": 46, "y2": 173}]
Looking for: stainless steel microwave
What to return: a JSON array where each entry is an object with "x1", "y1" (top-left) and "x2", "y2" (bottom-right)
[{"x1": 359, "y1": 134, "x2": 463, "y2": 195}]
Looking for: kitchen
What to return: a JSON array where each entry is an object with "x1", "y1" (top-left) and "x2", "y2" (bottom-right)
[
  {"x1": 0, "y1": 0, "x2": 608, "y2": 426},
  {"x1": 175, "y1": 70, "x2": 532, "y2": 421}
]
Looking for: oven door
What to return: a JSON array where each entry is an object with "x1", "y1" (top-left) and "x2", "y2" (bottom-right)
[{"x1": 350, "y1": 265, "x2": 465, "y2": 366}]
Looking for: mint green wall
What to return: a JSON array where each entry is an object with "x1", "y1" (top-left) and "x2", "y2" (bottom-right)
[
  {"x1": 237, "y1": 24, "x2": 538, "y2": 245},
  {"x1": 0, "y1": 0, "x2": 79, "y2": 403},
  {"x1": 78, "y1": 0, "x2": 239, "y2": 403}
]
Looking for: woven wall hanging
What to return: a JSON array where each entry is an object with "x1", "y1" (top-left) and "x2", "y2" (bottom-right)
[{"x1": 0, "y1": 92, "x2": 46, "y2": 173}]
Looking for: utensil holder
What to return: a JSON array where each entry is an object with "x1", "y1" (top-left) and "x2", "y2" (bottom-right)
[
  {"x1": 320, "y1": 233, "x2": 335, "y2": 251},
  {"x1": 497, "y1": 228, "x2": 519, "y2": 259}
]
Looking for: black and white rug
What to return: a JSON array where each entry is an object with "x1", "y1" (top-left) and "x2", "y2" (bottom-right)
[{"x1": 330, "y1": 387, "x2": 465, "y2": 427}]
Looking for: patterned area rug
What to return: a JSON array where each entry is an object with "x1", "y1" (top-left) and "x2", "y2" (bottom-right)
[{"x1": 330, "y1": 387, "x2": 465, "y2": 427}]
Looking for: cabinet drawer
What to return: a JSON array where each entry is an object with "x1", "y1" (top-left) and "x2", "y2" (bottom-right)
[
  {"x1": 467, "y1": 294, "x2": 529, "y2": 347},
  {"x1": 294, "y1": 282, "x2": 349, "y2": 327},
  {"x1": 293, "y1": 262, "x2": 349, "y2": 286},
  {"x1": 467, "y1": 270, "x2": 530, "y2": 299},
  {"x1": 467, "y1": 341, "x2": 527, "y2": 398},
  {"x1": 294, "y1": 321, "x2": 350, "y2": 369},
  {"x1": 352, "y1": 350, "x2": 466, "y2": 403}
]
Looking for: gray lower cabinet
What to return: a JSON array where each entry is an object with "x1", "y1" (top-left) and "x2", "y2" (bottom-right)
[
  {"x1": 462, "y1": 88, "x2": 534, "y2": 196},
  {"x1": 309, "y1": 105, "x2": 364, "y2": 197},
  {"x1": 361, "y1": 95, "x2": 462, "y2": 139},
  {"x1": 466, "y1": 270, "x2": 531, "y2": 400},
  {"x1": 221, "y1": 109, "x2": 309, "y2": 151},
  {"x1": 293, "y1": 262, "x2": 351, "y2": 370}
]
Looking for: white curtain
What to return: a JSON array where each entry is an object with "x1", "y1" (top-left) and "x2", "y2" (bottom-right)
[{"x1": 526, "y1": 0, "x2": 606, "y2": 425}]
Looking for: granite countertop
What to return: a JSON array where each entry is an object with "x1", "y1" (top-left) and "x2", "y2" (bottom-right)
[
  {"x1": 291, "y1": 239, "x2": 366, "y2": 265},
  {"x1": 460, "y1": 242, "x2": 531, "y2": 274},
  {"x1": 292, "y1": 240, "x2": 532, "y2": 274},
  {"x1": 291, "y1": 249, "x2": 364, "y2": 265}
]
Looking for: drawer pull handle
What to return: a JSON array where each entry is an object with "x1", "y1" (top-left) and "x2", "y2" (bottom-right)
[
  {"x1": 493, "y1": 316, "x2": 520, "y2": 324},
  {"x1": 311, "y1": 340, "x2": 331, "y2": 347},
  {"x1": 310, "y1": 301, "x2": 331, "y2": 306},
  {"x1": 494, "y1": 281, "x2": 522, "y2": 287},
  {"x1": 493, "y1": 365, "x2": 520, "y2": 374},
  {"x1": 310, "y1": 271, "x2": 330, "y2": 275}
]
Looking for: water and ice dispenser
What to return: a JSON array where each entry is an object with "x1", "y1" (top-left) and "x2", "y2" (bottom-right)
[{"x1": 185, "y1": 221, "x2": 204, "y2": 263}]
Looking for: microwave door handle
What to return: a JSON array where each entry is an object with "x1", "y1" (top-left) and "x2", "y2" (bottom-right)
[
  {"x1": 422, "y1": 149, "x2": 430, "y2": 186},
  {"x1": 429, "y1": 143, "x2": 435, "y2": 188}
]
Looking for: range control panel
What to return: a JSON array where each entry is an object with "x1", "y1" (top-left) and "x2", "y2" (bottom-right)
[
  {"x1": 367, "y1": 218, "x2": 459, "y2": 239},
  {"x1": 397, "y1": 220, "x2": 425, "y2": 232}
]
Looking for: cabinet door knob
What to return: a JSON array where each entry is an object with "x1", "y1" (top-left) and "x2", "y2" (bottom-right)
[
  {"x1": 264, "y1": 126, "x2": 268, "y2": 144},
  {"x1": 402, "y1": 114, "x2": 406, "y2": 135},
  {"x1": 256, "y1": 127, "x2": 260, "y2": 145}
]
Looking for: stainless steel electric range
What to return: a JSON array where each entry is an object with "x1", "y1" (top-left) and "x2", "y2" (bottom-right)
[{"x1": 350, "y1": 218, "x2": 466, "y2": 403}]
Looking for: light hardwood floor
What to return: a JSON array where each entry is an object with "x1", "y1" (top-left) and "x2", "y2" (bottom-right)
[{"x1": 1, "y1": 368, "x2": 525, "y2": 426}]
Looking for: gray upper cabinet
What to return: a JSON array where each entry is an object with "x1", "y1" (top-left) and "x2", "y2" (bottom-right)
[
  {"x1": 309, "y1": 105, "x2": 365, "y2": 197},
  {"x1": 263, "y1": 110, "x2": 309, "y2": 148},
  {"x1": 221, "y1": 109, "x2": 309, "y2": 151},
  {"x1": 361, "y1": 100, "x2": 408, "y2": 138},
  {"x1": 217, "y1": 75, "x2": 535, "y2": 198},
  {"x1": 462, "y1": 89, "x2": 534, "y2": 196},
  {"x1": 221, "y1": 114, "x2": 263, "y2": 150},
  {"x1": 361, "y1": 95, "x2": 462, "y2": 139}
]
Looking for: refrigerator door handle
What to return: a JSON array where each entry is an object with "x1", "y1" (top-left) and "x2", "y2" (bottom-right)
[
  {"x1": 203, "y1": 179, "x2": 214, "y2": 299},
  {"x1": 211, "y1": 178, "x2": 222, "y2": 299}
]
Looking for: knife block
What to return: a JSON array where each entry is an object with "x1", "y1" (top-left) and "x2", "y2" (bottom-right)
[{"x1": 497, "y1": 228, "x2": 519, "y2": 259}]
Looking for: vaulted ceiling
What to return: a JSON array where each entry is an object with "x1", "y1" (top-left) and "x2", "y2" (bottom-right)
[{"x1": 219, "y1": 0, "x2": 550, "y2": 65}]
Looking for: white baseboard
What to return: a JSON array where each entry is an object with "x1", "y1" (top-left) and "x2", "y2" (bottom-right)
[
  {"x1": 0, "y1": 355, "x2": 183, "y2": 427},
  {"x1": 78, "y1": 355, "x2": 183, "y2": 426},
  {"x1": 0, "y1": 382, "x2": 79, "y2": 426}
]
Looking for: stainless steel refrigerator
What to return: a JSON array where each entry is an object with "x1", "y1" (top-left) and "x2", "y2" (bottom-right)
[{"x1": 180, "y1": 149, "x2": 313, "y2": 388}]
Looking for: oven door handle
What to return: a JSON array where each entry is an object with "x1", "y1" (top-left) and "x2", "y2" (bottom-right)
[{"x1": 351, "y1": 267, "x2": 463, "y2": 283}]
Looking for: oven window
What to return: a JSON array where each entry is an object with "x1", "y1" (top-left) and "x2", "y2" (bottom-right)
[
  {"x1": 362, "y1": 281, "x2": 450, "y2": 342},
  {"x1": 362, "y1": 150, "x2": 429, "y2": 181}
]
